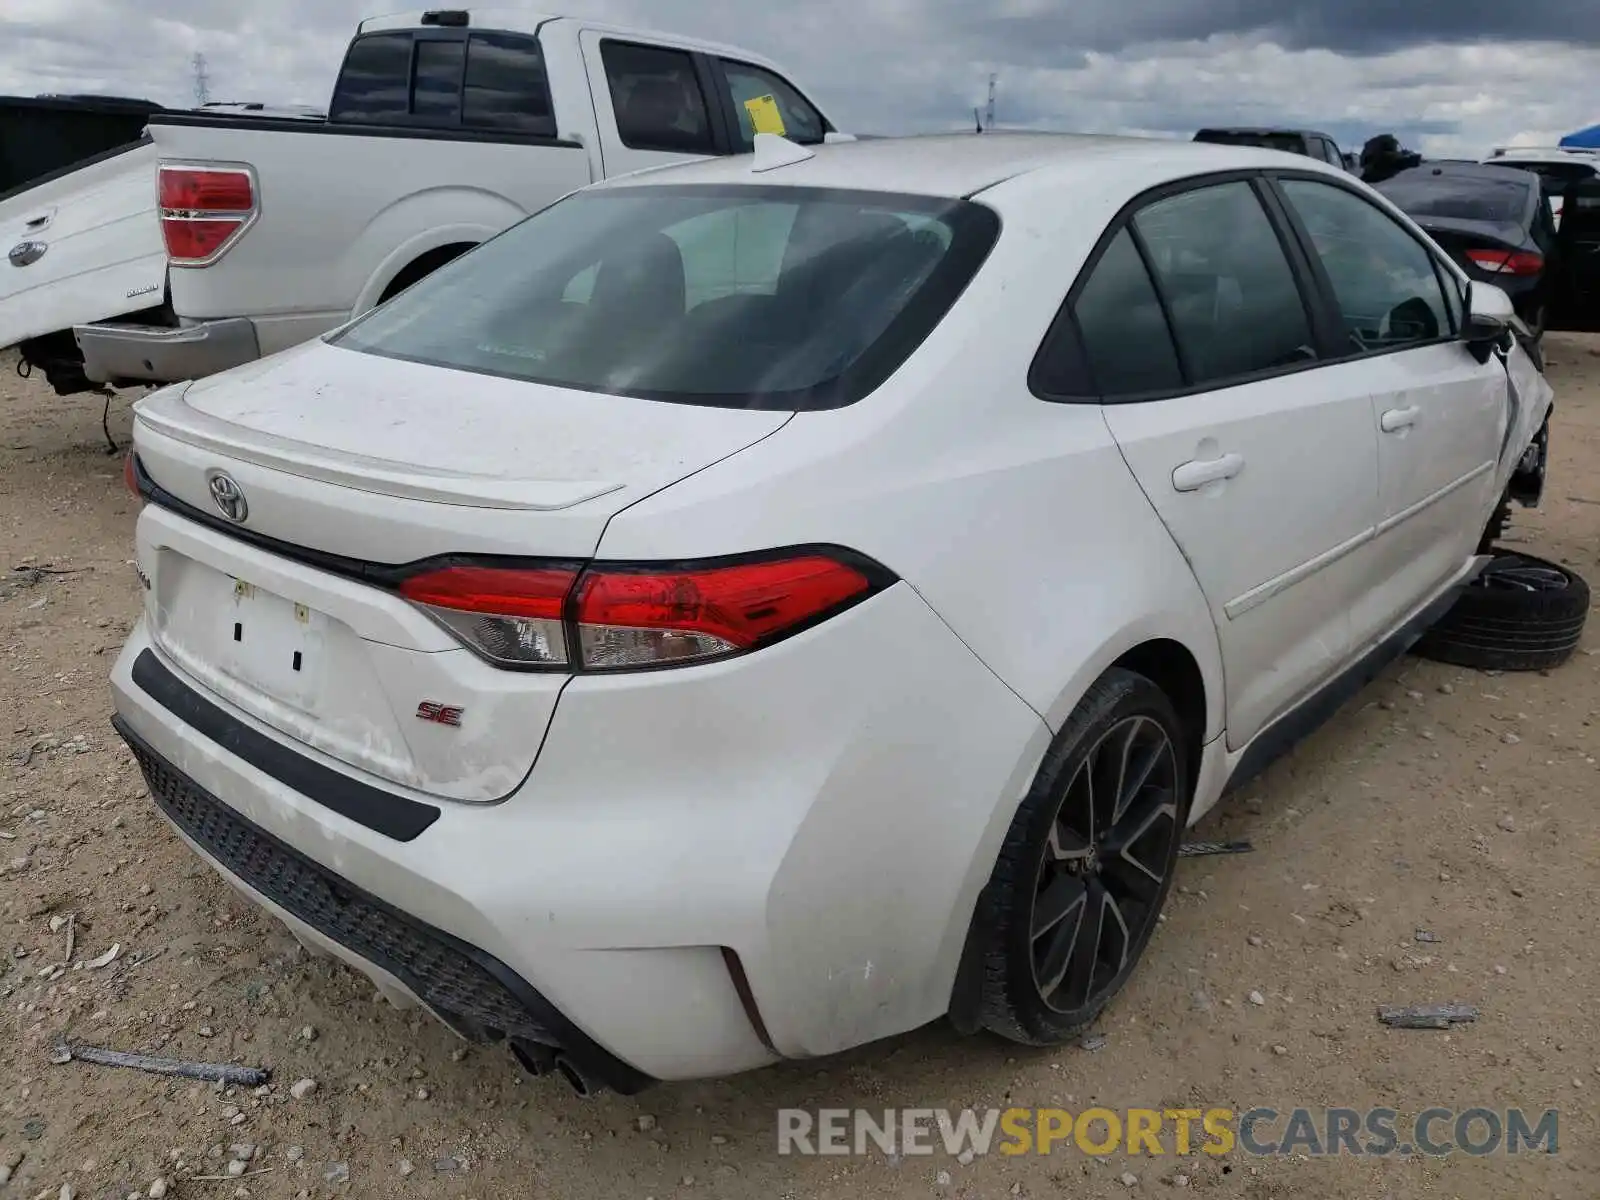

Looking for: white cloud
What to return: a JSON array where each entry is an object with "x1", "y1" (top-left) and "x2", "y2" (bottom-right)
[{"x1": 0, "y1": 1, "x2": 1598, "y2": 160}]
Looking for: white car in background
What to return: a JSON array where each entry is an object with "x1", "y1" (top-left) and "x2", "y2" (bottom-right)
[
  {"x1": 110, "y1": 132, "x2": 1579, "y2": 1093},
  {"x1": 1484, "y1": 145, "x2": 1600, "y2": 229}
]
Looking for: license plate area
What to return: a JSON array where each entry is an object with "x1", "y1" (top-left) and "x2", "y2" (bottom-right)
[{"x1": 221, "y1": 578, "x2": 328, "y2": 711}]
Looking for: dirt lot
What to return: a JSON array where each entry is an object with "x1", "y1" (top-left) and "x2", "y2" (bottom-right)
[{"x1": 1, "y1": 340, "x2": 1597, "y2": 1200}]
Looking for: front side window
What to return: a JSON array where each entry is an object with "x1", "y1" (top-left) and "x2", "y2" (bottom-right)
[
  {"x1": 333, "y1": 185, "x2": 999, "y2": 411},
  {"x1": 720, "y1": 61, "x2": 826, "y2": 150},
  {"x1": 601, "y1": 41, "x2": 714, "y2": 154},
  {"x1": 1281, "y1": 178, "x2": 1454, "y2": 352},
  {"x1": 1132, "y1": 181, "x2": 1317, "y2": 385}
]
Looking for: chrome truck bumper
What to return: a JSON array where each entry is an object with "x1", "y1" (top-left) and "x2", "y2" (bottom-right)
[{"x1": 75, "y1": 316, "x2": 260, "y2": 386}]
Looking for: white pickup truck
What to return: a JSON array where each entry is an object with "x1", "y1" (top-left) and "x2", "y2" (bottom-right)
[{"x1": 0, "y1": 10, "x2": 839, "y2": 395}]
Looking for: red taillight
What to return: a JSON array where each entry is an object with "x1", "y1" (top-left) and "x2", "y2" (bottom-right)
[
  {"x1": 395, "y1": 551, "x2": 887, "y2": 671},
  {"x1": 398, "y1": 564, "x2": 578, "y2": 669},
  {"x1": 1465, "y1": 248, "x2": 1544, "y2": 276},
  {"x1": 158, "y1": 167, "x2": 253, "y2": 212},
  {"x1": 158, "y1": 165, "x2": 255, "y2": 265},
  {"x1": 161, "y1": 218, "x2": 248, "y2": 262},
  {"x1": 123, "y1": 451, "x2": 141, "y2": 500},
  {"x1": 574, "y1": 556, "x2": 873, "y2": 670}
]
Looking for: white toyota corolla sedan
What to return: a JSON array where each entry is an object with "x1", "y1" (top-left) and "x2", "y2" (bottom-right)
[{"x1": 112, "y1": 132, "x2": 1560, "y2": 1094}]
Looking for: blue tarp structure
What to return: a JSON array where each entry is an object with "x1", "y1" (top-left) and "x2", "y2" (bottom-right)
[{"x1": 1560, "y1": 124, "x2": 1600, "y2": 148}]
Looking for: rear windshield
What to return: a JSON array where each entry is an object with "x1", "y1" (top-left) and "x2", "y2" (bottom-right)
[
  {"x1": 332, "y1": 185, "x2": 999, "y2": 410},
  {"x1": 1194, "y1": 130, "x2": 1305, "y2": 154},
  {"x1": 1376, "y1": 172, "x2": 1532, "y2": 224}
]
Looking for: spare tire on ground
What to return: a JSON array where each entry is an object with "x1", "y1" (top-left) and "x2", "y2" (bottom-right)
[{"x1": 1412, "y1": 551, "x2": 1590, "y2": 672}]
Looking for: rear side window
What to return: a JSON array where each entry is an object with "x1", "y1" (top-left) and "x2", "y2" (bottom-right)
[
  {"x1": 333, "y1": 185, "x2": 999, "y2": 411},
  {"x1": 463, "y1": 32, "x2": 555, "y2": 134},
  {"x1": 1132, "y1": 182, "x2": 1317, "y2": 386},
  {"x1": 720, "y1": 60, "x2": 826, "y2": 150},
  {"x1": 1060, "y1": 229, "x2": 1183, "y2": 397},
  {"x1": 329, "y1": 33, "x2": 413, "y2": 123},
  {"x1": 601, "y1": 41, "x2": 715, "y2": 154}
]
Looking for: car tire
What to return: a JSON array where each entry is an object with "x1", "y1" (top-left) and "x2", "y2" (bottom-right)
[
  {"x1": 1411, "y1": 551, "x2": 1590, "y2": 672},
  {"x1": 972, "y1": 668, "x2": 1190, "y2": 1046}
]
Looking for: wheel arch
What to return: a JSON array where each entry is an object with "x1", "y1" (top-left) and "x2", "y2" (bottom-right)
[
  {"x1": 1109, "y1": 638, "x2": 1209, "y2": 795},
  {"x1": 949, "y1": 630, "x2": 1219, "y2": 1034},
  {"x1": 374, "y1": 241, "x2": 477, "y2": 306}
]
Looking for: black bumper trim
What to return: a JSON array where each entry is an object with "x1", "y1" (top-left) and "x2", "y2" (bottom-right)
[
  {"x1": 130, "y1": 648, "x2": 440, "y2": 843},
  {"x1": 113, "y1": 714, "x2": 653, "y2": 1096}
]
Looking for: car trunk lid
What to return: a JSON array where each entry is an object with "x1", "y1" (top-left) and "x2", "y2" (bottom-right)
[{"x1": 131, "y1": 340, "x2": 791, "y2": 802}]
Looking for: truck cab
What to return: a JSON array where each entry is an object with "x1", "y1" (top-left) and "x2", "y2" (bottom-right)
[
  {"x1": 1192, "y1": 126, "x2": 1349, "y2": 171},
  {"x1": 2, "y1": 11, "x2": 839, "y2": 395}
]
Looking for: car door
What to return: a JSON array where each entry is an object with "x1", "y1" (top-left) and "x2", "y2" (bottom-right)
[
  {"x1": 1273, "y1": 175, "x2": 1508, "y2": 641},
  {"x1": 1086, "y1": 177, "x2": 1385, "y2": 748},
  {"x1": 578, "y1": 33, "x2": 722, "y2": 177}
]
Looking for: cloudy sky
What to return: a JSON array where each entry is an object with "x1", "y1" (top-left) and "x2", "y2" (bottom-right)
[{"x1": 3, "y1": 0, "x2": 1599, "y2": 157}]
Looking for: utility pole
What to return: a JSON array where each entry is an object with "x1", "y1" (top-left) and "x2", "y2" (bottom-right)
[
  {"x1": 985, "y1": 73, "x2": 997, "y2": 131},
  {"x1": 192, "y1": 52, "x2": 211, "y2": 107}
]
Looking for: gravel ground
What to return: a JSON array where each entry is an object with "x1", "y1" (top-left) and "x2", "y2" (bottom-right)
[{"x1": 2, "y1": 339, "x2": 1599, "y2": 1200}]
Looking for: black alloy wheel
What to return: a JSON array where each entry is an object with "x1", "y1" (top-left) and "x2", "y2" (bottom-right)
[
  {"x1": 973, "y1": 668, "x2": 1191, "y2": 1046},
  {"x1": 1029, "y1": 714, "x2": 1180, "y2": 1014}
]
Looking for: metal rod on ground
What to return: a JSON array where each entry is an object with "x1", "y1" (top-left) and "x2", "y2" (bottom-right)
[
  {"x1": 52, "y1": 1041, "x2": 269, "y2": 1086},
  {"x1": 1178, "y1": 840, "x2": 1255, "y2": 858}
]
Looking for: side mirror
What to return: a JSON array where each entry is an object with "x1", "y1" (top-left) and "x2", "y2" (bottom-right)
[{"x1": 1463, "y1": 282, "x2": 1513, "y2": 362}]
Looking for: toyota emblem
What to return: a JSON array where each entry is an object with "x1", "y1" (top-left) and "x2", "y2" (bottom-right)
[{"x1": 207, "y1": 472, "x2": 249, "y2": 523}]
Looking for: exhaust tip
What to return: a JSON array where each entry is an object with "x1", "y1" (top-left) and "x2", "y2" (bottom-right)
[
  {"x1": 554, "y1": 1055, "x2": 593, "y2": 1097},
  {"x1": 510, "y1": 1039, "x2": 556, "y2": 1078}
]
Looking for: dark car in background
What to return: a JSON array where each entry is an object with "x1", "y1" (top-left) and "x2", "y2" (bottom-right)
[
  {"x1": 1193, "y1": 126, "x2": 1350, "y2": 171},
  {"x1": 1375, "y1": 162, "x2": 1556, "y2": 335}
]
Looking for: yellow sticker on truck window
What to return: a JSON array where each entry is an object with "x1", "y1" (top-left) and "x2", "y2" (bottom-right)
[{"x1": 743, "y1": 94, "x2": 787, "y2": 136}]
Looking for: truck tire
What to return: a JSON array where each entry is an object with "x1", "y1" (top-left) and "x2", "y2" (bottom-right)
[{"x1": 1412, "y1": 551, "x2": 1589, "y2": 672}]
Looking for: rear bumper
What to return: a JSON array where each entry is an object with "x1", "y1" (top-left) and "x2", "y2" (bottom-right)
[
  {"x1": 75, "y1": 316, "x2": 259, "y2": 386},
  {"x1": 116, "y1": 712, "x2": 650, "y2": 1094},
  {"x1": 109, "y1": 582, "x2": 1050, "y2": 1082}
]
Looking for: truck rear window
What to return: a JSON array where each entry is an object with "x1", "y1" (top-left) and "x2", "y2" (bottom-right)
[
  {"x1": 1194, "y1": 130, "x2": 1306, "y2": 155},
  {"x1": 329, "y1": 29, "x2": 556, "y2": 136},
  {"x1": 332, "y1": 185, "x2": 1000, "y2": 411}
]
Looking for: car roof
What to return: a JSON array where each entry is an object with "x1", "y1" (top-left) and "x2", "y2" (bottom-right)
[{"x1": 593, "y1": 131, "x2": 1342, "y2": 199}]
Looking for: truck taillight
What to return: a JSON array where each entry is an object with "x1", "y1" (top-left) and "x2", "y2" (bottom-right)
[
  {"x1": 158, "y1": 164, "x2": 257, "y2": 265},
  {"x1": 395, "y1": 549, "x2": 893, "y2": 672}
]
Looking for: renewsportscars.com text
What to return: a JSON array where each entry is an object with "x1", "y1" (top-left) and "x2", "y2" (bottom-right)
[{"x1": 776, "y1": 1106, "x2": 1559, "y2": 1158}]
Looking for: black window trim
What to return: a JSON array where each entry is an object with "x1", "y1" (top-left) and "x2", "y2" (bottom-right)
[
  {"x1": 1264, "y1": 168, "x2": 1469, "y2": 355},
  {"x1": 706, "y1": 55, "x2": 834, "y2": 151},
  {"x1": 330, "y1": 26, "x2": 561, "y2": 140},
  {"x1": 598, "y1": 37, "x2": 725, "y2": 157},
  {"x1": 1029, "y1": 168, "x2": 1334, "y2": 406}
]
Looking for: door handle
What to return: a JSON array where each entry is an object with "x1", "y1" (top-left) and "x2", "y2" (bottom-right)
[
  {"x1": 1381, "y1": 406, "x2": 1420, "y2": 433},
  {"x1": 1172, "y1": 453, "x2": 1244, "y2": 492}
]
